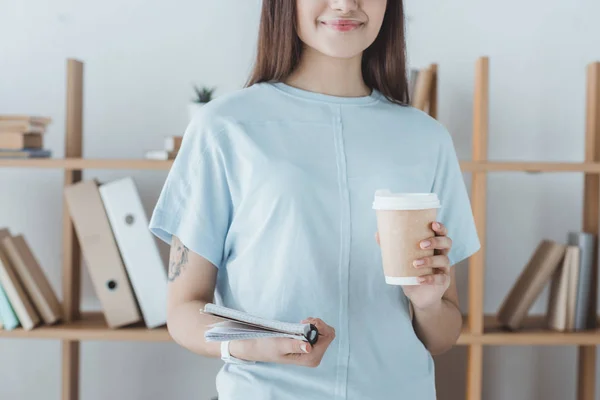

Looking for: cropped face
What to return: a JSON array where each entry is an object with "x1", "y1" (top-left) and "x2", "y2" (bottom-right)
[{"x1": 296, "y1": 0, "x2": 387, "y2": 59}]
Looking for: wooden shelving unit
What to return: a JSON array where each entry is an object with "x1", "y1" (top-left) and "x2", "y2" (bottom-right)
[
  {"x1": 462, "y1": 57, "x2": 600, "y2": 400},
  {"x1": 0, "y1": 57, "x2": 599, "y2": 400}
]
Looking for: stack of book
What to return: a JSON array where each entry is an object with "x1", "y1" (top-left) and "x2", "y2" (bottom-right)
[
  {"x1": 0, "y1": 229, "x2": 62, "y2": 331},
  {"x1": 497, "y1": 232, "x2": 597, "y2": 332},
  {"x1": 64, "y1": 176, "x2": 168, "y2": 329},
  {"x1": 0, "y1": 115, "x2": 52, "y2": 158},
  {"x1": 144, "y1": 135, "x2": 182, "y2": 160}
]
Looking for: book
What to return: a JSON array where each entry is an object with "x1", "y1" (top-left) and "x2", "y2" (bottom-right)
[
  {"x1": 497, "y1": 239, "x2": 566, "y2": 330},
  {"x1": 568, "y1": 232, "x2": 597, "y2": 330},
  {"x1": 0, "y1": 229, "x2": 40, "y2": 330},
  {"x1": 1, "y1": 235, "x2": 62, "y2": 325},
  {"x1": 164, "y1": 136, "x2": 183, "y2": 152},
  {"x1": 409, "y1": 69, "x2": 420, "y2": 100},
  {"x1": 144, "y1": 150, "x2": 177, "y2": 160},
  {"x1": 0, "y1": 123, "x2": 46, "y2": 134},
  {"x1": 144, "y1": 135, "x2": 182, "y2": 160},
  {"x1": 0, "y1": 149, "x2": 51, "y2": 158},
  {"x1": 0, "y1": 115, "x2": 52, "y2": 125},
  {"x1": 411, "y1": 67, "x2": 434, "y2": 111},
  {"x1": 202, "y1": 303, "x2": 319, "y2": 345},
  {"x1": 546, "y1": 245, "x2": 578, "y2": 331},
  {"x1": 0, "y1": 132, "x2": 43, "y2": 150},
  {"x1": 565, "y1": 245, "x2": 581, "y2": 330},
  {"x1": 0, "y1": 280, "x2": 19, "y2": 330}
]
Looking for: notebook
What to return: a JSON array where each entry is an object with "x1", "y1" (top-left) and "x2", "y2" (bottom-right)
[{"x1": 202, "y1": 303, "x2": 319, "y2": 345}]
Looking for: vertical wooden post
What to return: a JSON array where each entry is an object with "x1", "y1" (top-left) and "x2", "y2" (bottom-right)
[
  {"x1": 61, "y1": 58, "x2": 84, "y2": 400},
  {"x1": 466, "y1": 56, "x2": 489, "y2": 400},
  {"x1": 578, "y1": 61, "x2": 600, "y2": 400}
]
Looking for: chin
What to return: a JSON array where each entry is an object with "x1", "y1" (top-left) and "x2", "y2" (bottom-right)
[{"x1": 312, "y1": 43, "x2": 367, "y2": 60}]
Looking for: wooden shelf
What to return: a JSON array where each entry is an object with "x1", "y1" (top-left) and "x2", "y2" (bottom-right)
[
  {"x1": 2, "y1": 312, "x2": 598, "y2": 346},
  {"x1": 462, "y1": 161, "x2": 600, "y2": 173},
  {"x1": 458, "y1": 315, "x2": 600, "y2": 346},
  {"x1": 0, "y1": 158, "x2": 173, "y2": 170},
  {"x1": 1, "y1": 158, "x2": 600, "y2": 174},
  {"x1": 0, "y1": 312, "x2": 171, "y2": 342},
  {"x1": 479, "y1": 315, "x2": 600, "y2": 346}
]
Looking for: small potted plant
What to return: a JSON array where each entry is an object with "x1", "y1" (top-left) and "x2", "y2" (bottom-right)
[{"x1": 189, "y1": 84, "x2": 215, "y2": 121}]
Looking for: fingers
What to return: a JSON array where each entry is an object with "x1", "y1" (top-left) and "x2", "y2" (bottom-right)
[
  {"x1": 285, "y1": 317, "x2": 335, "y2": 368},
  {"x1": 378, "y1": 225, "x2": 451, "y2": 254},
  {"x1": 431, "y1": 221, "x2": 448, "y2": 236},
  {"x1": 247, "y1": 318, "x2": 336, "y2": 368},
  {"x1": 301, "y1": 317, "x2": 336, "y2": 340},
  {"x1": 417, "y1": 272, "x2": 451, "y2": 286},
  {"x1": 277, "y1": 318, "x2": 335, "y2": 368},
  {"x1": 413, "y1": 254, "x2": 450, "y2": 270},
  {"x1": 420, "y1": 235, "x2": 452, "y2": 252},
  {"x1": 276, "y1": 338, "x2": 311, "y2": 355}
]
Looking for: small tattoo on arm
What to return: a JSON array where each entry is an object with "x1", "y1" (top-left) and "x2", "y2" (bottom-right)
[{"x1": 169, "y1": 237, "x2": 189, "y2": 282}]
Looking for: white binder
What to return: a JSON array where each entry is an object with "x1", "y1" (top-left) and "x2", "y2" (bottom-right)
[{"x1": 99, "y1": 177, "x2": 168, "y2": 328}]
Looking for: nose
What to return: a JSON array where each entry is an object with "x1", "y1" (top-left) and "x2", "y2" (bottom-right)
[{"x1": 330, "y1": 0, "x2": 358, "y2": 13}]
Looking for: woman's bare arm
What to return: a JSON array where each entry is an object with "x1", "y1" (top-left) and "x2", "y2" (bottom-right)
[
  {"x1": 166, "y1": 235, "x2": 222, "y2": 358},
  {"x1": 411, "y1": 267, "x2": 462, "y2": 355}
]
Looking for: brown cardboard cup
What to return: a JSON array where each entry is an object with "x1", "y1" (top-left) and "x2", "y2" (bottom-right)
[{"x1": 373, "y1": 190, "x2": 441, "y2": 285}]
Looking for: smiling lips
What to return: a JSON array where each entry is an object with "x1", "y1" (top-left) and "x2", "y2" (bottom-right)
[{"x1": 321, "y1": 19, "x2": 363, "y2": 32}]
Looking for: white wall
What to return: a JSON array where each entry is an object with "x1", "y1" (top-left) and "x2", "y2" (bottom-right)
[{"x1": 1, "y1": 0, "x2": 599, "y2": 399}]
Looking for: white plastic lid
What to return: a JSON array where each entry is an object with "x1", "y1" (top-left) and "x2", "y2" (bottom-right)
[{"x1": 372, "y1": 189, "x2": 441, "y2": 210}]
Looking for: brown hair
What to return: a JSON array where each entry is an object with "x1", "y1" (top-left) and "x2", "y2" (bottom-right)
[{"x1": 245, "y1": 0, "x2": 409, "y2": 105}]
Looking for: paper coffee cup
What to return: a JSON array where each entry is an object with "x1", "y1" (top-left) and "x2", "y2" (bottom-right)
[{"x1": 373, "y1": 190, "x2": 441, "y2": 285}]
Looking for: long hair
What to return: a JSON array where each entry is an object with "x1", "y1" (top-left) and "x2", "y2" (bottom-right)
[{"x1": 245, "y1": 0, "x2": 410, "y2": 105}]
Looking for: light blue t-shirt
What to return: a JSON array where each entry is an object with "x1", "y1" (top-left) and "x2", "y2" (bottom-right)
[{"x1": 149, "y1": 81, "x2": 480, "y2": 400}]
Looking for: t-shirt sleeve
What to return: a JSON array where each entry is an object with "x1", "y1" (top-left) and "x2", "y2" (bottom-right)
[
  {"x1": 148, "y1": 117, "x2": 232, "y2": 269},
  {"x1": 431, "y1": 129, "x2": 481, "y2": 266}
]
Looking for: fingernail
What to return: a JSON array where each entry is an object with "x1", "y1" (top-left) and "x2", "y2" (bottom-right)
[
  {"x1": 418, "y1": 277, "x2": 426, "y2": 283},
  {"x1": 433, "y1": 222, "x2": 440, "y2": 229},
  {"x1": 413, "y1": 259, "x2": 425, "y2": 267},
  {"x1": 420, "y1": 240, "x2": 431, "y2": 249},
  {"x1": 301, "y1": 343, "x2": 309, "y2": 353}
]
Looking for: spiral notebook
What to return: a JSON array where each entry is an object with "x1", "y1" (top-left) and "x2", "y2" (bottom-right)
[{"x1": 202, "y1": 303, "x2": 319, "y2": 345}]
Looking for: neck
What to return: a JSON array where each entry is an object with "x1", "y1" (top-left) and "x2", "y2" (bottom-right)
[{"x1": 284, "y1": 46, "x2": 371, "y2": 98}]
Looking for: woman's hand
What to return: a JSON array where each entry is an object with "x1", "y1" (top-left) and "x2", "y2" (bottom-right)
[
  {"x1": 375, "y1": 222, "x2": 452, "y2": 311},
  {"x1": 401, "y1": 222, "x2": 452, "y2": 310},
  {"x1": 229, "y1": 317, "x2": 336, "y2": 368}
]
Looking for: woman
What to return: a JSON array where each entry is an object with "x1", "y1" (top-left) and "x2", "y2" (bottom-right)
[{"x1": 149, "y1": 0, "x2": 480, "y2": 399}]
